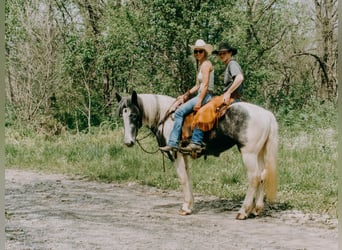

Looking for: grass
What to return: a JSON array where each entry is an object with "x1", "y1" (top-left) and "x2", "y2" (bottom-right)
[
  {"x1": 277, "y1": 127, "x2": 337, "y2": 214},
  {"x1": 5, "y1": 104, "x2": 337, "y2": 217}
]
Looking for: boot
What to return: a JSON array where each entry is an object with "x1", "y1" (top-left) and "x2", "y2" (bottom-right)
[
  {"x1": 159, "y1": 145, "x2": 178, "y2": 152},
  {"x1": 181, "y1": 143, "x2": 202, "y2": 152}
]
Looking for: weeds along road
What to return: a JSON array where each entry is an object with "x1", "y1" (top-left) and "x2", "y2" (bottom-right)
[{"x1": 5, "y1": 169, "x2": 337, "y2": 250}]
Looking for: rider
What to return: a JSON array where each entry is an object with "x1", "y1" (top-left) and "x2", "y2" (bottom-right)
[
  {"x1": 181, "y1": 42, "x2": 244, "y2": 152},
  {"x1": 160, "y1": 39, "x2": 215, "y2": 152}
]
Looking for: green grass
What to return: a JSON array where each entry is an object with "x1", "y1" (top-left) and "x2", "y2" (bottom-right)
[
  {"x1": 5, "y1": 105, "x2": 337, "y2": 217},
  {"x1": 5, "y1": 127, "x2": 181, "y2": 188},
  {"x1": 277, "y1": 127, "x2": 337, "y2": 215}
]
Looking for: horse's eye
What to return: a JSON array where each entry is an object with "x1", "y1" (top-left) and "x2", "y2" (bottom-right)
[{"x1": 130, "y1": 114, "x2": 138, "y2": 121}]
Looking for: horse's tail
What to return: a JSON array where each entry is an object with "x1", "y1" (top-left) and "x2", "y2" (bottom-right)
[{"x1": 264, "y1": 114, "x2": 278, "y2": 202}]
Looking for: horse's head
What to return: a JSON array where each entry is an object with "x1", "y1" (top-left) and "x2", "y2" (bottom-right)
[{"x1": 116, "y1": 91, "x2": 142, "y2": 147}]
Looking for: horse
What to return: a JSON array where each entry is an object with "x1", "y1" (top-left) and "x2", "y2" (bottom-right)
[{"x1": 115, "y1": 90, "x2": 278, "y2": 220}]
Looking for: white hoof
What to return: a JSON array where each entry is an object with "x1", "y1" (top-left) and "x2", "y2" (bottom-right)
[{"x1": 178, "y1": 208, "x2": 192, "y2": 216}]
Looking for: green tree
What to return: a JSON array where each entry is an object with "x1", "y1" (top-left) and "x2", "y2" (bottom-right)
[
  {"x1": 5, "y1": 0, "x2": 337, "y2": 132},
  {"x1": 5, "y1": 0, "x2": 64, "y2": 127}
]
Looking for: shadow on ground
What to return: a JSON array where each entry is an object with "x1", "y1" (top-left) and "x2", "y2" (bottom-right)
[{"x1": 192, "y1": 198, "x2": 292, "y2": 216}]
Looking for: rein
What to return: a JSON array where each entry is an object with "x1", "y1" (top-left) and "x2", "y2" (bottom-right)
[
  {"x1": 136, "y1": 129, "x2": 168, "y2": 173},
  {"x1": 136, "y1": 131, "x2": 160, "y2": 154},
  {"x1": 134, "y1": 99, "x2": 180, "y2": 172}
]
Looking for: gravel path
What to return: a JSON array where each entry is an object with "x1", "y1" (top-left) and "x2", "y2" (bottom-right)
[{"x1": 5, "y1": 169, "x2": 338, "y2": 250}]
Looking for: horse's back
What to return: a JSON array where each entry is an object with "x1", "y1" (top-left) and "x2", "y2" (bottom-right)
[
  {"x1": 206, "y1": 102, "x2": 277, "y2": 155},
  {"x1": 224, "y1": 102, "x2": 277, "y2": 151},
  {"x1": 228, "y1": 101, "x2": 275, "y2": 118}
]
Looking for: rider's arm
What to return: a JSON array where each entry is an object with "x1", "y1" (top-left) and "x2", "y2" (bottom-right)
[{"x1": 223, "y1": 74, "x2": 243, "y2": 104}]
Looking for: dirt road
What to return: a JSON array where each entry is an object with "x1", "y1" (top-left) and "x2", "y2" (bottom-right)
[{"x1": 5, "y1": 169, "x2": 337, "y2": 250}]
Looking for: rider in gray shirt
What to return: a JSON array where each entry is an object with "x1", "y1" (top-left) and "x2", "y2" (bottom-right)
[{"x1": 214, "y1": 42, "x2": 244, "y2": 103}]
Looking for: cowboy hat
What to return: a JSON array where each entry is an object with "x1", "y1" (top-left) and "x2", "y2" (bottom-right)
[
  {"x1": 213, "y1": 42, "x2": 237, "y2": 55},
  {"x1": 189, "y1": 39, "x2": 214, "y2": 55}
]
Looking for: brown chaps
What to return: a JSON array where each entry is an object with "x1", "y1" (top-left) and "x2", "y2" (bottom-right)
[{"x1": 181, "y1": 95, "x2": 236, "y2": 141}]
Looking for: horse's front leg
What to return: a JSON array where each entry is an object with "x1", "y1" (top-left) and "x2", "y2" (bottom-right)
[{"x1": 174, "y1": 153, "x2": 194, "y2": 215}]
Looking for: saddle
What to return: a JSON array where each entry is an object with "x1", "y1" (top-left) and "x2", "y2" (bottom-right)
[
  {"x1": 161, "y1": 94, "x2": 236, "y2": 159},
  {"x1": 181, "y1": 95, "x2": 236, "y2": 142}
]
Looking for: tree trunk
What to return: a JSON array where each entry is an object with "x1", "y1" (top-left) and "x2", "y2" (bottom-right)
[{"x1": 314, "y1": 0, "x2": 337, "y2": 101}]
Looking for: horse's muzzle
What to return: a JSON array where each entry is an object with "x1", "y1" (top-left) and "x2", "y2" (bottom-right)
[{"x1": 124, "y1": 140, "x2": 135, "y2": 147}]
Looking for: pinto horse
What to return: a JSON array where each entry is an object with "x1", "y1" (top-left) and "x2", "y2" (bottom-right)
[{"x1": 116, "y1": 91, "x2": 278, "y2": 220}]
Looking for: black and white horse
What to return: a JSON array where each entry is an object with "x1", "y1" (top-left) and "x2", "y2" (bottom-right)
[{"x1": 116, "y1": 91, "x2": 278, "y2": 220}]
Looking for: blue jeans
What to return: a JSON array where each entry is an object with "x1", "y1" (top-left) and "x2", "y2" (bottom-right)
[
  {"x1": 168, "y1": 93, "x2": 212, "y2": 148},
  {"x1": 191, "y1": 128, "x2": 205, "y2": 145}
]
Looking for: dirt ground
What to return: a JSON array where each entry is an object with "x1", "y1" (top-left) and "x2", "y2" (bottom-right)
[{"x1": 5, "y1": 169, "x2": 337, "y2": 250}]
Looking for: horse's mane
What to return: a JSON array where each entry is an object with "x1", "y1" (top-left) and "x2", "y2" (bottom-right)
[{"x1": 136, "y1": 94, "x2": 175, "y2": 128}]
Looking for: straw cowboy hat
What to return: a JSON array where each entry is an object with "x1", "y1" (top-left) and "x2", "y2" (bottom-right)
[
  {"x1": 190, "y1": 39, "x2": 214, "y2": 55},
  {"x1": 212, "y1": 42, "x2": 237, "y2": 56}
]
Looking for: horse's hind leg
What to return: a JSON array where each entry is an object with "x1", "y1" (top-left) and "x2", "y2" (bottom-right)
[
  {"x1": 175, "y1": 154, "x2": 194, "y2": 215},
  {"x1": 253, "y1": 152, "x2": 267, "y2": 216},
  {"x1": 237, "y1": 152, "x2": 260, "y2": 220}
]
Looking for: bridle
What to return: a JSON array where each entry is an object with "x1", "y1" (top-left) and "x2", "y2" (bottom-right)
[
  {"x1": 126, "y1": 101, "x2": 160, "y2": 155},
  {"x1": 132, "y1": 101, "x2": 177, "y2": 172},
  {"x1": 119, "y1": 96, "x2": 177, "y2": 171}
]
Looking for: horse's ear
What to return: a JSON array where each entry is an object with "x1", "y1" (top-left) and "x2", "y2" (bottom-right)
[
  {"x1": 115, "y1": 92, "x2": 122, "y2": 102},
  {"x1": 131, "y1": 91, "x2": 138, "y2": 106}
]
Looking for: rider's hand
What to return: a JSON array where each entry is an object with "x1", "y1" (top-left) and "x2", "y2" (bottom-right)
[
  {"x1": 223, "y1": 92, "x2": 231, "y2": 105},
  {"x1": 193, "y1": 102, "x2": 201, "y2": 112},
  {"x1": 177, "y1": 95, "x2": 183, "y2": 100},
  {"x1": 177, "y1": 94, "x2": 185, "y2": 103}
]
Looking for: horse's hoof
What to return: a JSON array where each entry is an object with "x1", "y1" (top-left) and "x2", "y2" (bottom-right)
[
  {"x1": 236, "y1": 212, "x2": 247, "y2": 220},
  {"x1": 253, "y1": 206, "x2": 263, "y2": 217},
  {"x1": 178, "y1": 209, "x2": 192, "y2": 216}
]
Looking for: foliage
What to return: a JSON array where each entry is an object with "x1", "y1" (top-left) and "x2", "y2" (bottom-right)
[{"x1": 5, "y1": 0, "x2": 338, "y2": 131}]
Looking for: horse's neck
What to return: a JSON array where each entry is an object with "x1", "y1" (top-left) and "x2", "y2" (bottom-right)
[{"x1": 138, "y1": 94, "x2": 174, "y2": 129}]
